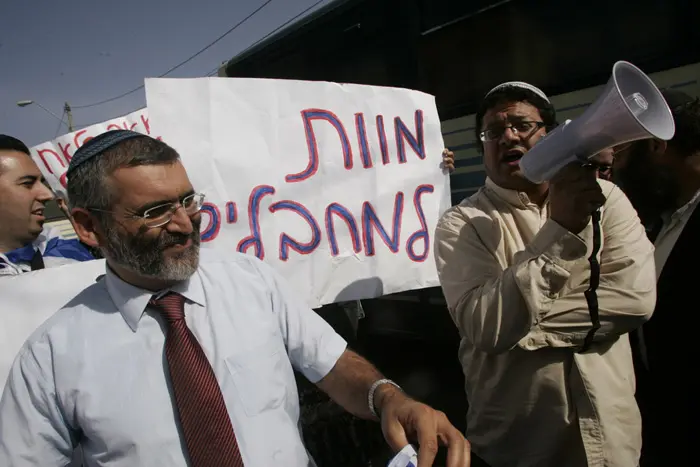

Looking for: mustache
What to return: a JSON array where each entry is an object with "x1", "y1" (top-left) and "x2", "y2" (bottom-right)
[
  {"x1": 156, "y1": 217, "x2": 202, "y2": 248},
  {"x1": 159, "y1": 231, "x2": 195, "y2": 248}
]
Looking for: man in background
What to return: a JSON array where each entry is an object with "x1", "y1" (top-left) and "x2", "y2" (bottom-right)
[
  {"x1": 591, "y1": 148, "x2": 614, "y2": 181},
  {"x1": 614, "y1": 89, "x2": 700, "y2": 467},
  {"x1": 0, "y1": 134, "x2": 93, "y2": 275},
  {"x1": 55, "y1": 192, "x2": 104, "y2": 259}
]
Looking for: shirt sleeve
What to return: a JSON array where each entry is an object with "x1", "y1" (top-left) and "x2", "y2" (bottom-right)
[
  {"x1": 521, "y1": 183, "x2": 656, "y2": 350},
  {"x1": 0, "y1": 341, "x2": 76, "y2": 465},
  {"x1": 435, "y1": 204, "x2": 588, "y2": 354},
  {"x1": 249, "y1": 258, "x2": 348, "y2": 383}
]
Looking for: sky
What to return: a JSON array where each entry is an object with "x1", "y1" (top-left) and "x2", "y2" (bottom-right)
[{"x1": 1, "y1": 0, "x2": 335, "y2": 146}]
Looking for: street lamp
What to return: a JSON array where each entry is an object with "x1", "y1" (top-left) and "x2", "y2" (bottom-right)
[{"x1": 16, "y1": 100, "x2": 74, "y2": 132}]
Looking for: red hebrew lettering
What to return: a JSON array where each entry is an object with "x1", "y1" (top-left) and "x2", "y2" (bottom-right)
[
  {"x1": 57, "y1": 142, "x2": 73, "y2": 162},
  {"x1": 394, "y1": 110, "x2": 426, "y2": 163},
  {"x1": 140, "y1": 115, "x2": 151, "y2": 134},
  {"x1": 73, "y1": 130, "x2": 93, "y2": 149},
  {"x1": 35, "y1": 148, "x2": 65, "y2": 175},
  {"x1": 286, "y1": 109, "x2": 352, "y2": 183}
]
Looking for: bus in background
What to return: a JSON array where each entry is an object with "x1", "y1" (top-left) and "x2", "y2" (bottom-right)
[{"x1": 213, "y1": 1, "x2": 699, "y2": 460}]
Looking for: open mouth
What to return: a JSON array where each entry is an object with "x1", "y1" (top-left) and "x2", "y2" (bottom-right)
[
  {"x1": 502, "y1": 149, "x2": 524, "y2": 166},
  {"x1": 31, "y1": 208, "x2": 45, "y2": 217}
]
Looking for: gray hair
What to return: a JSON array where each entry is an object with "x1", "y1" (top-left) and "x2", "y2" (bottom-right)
[{"x1": 67, "y1": 136, "x2": 180, "y2": 211}]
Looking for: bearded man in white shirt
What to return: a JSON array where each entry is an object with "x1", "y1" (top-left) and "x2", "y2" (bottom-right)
[
  {"x1": 0, "y1": 130, "x2": 470, "y2": 467},
  {"x1": 434, "y1": 82, "x2": 656, "y2": 467}
]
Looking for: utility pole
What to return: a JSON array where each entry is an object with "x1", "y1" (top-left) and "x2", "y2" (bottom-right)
[
  {"x1": 17, "y1": 100, "x2": 75, "y2": 133},
  {"x1": 64, "y1": 102, "x2": 74, "y2": 132}
]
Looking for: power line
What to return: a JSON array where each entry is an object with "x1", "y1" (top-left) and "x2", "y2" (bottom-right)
[
  {"x1": 72, "y1": 0, "x2": 273, "y2": 110},
  {"x1": 76, "y1": 1, "x2": 327, "y2": 125},
  {"x1": 214, "y1": 0, "x2": 324, "y2": 76},
  {"x1": 206, "y1": 0, "x2": 326, "y2": 77},
  {"x1": 53, "y1": 109, "x2": 67, "y2": 138}
]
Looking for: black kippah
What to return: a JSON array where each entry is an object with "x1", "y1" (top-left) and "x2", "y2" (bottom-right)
[{"x1": 67, "y1": 129, "x2": 146, "y2": 177}]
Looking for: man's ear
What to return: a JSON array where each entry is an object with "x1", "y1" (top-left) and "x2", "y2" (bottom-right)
[
  {"x1": 650, "y1": 138, "x2": 668, "y2": 157},
  {"x1": 71, "y1": 208, "x2": 102, "y2": 248}
]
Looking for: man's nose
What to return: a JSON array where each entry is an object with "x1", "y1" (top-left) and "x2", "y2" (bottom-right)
[
  {"x1": 498, "y1": 127, "x2": 519, "y2": 145},
  {"x1": 36, "y1": 184, "x2": 55, "y2": 203},
  {"x1": 165, "y1": 206, "x2": 194, "y2": 235}
]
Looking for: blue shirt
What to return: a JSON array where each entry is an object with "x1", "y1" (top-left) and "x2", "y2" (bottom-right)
[{"x1": 0, "y1": 226, "x2": 94, "y2": 276}]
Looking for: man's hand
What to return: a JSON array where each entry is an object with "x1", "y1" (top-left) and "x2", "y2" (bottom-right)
[
  {"x1": 442, "y1": 149, "x2": 456, "y2": 173},
  {"x1": 550, "y1": 162, "x2": 607, "y2": 233},
  {"x1": 377, "y1": 385, "x2": 470, "y2": 467}
]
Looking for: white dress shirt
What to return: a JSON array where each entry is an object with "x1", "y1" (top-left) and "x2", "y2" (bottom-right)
[
  {"x1": 0, "y1": 249, "x2": 347, "y2": 466},
  {"x1": 653, "y1": 188, "x2": 700, "y2": 277}
]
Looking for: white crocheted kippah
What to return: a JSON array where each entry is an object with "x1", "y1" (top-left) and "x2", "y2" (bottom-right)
[{"x1": 484, "y1": 81, "x2": 550, "y2": 103}]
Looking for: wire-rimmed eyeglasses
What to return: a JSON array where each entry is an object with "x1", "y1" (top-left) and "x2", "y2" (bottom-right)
[
  {"x1": 89, "y1": 192, "x2": 206, "y2": 229},
  {"x1": 479, "y1": 121, "x2": 545, "y2": 142}
]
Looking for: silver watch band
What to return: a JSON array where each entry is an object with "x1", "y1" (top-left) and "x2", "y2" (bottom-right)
[{"x1": 368, "y1": 378, "x2": 402, "y2": 418}]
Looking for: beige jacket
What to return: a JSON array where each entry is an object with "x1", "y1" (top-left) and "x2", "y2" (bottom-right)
[{"x1": 435, "y1": 178, "x2": 656, "y2": 467}]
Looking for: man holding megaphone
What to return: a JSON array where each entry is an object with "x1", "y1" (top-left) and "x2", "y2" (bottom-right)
[{"x1": 434, "y1": 75, "x2": 661, "y2": 467}]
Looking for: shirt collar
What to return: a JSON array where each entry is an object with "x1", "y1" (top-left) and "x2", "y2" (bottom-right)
[
  {"x1": 485, "y1": 177, "x2": 545, "y2": 208},
  {"x1": 105, "y1": 265, "x2": 206, "y2": 332},
  {"x1": 663, "y1": 188, "x2": 700, "y2": 225}
]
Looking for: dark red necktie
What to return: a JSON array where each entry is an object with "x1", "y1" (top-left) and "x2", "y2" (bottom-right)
[{"x1": 150, "y1": 292, "x2": 244, "y2": 466}]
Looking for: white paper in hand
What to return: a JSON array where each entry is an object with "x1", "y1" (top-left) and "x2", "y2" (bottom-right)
[{"x1": 387, "y1": 444, "x2": 418, "y2": 467}]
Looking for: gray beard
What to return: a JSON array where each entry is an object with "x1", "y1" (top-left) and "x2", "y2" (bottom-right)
[{"x1": 101, "y1": 221, "x2": 201, "y2": 282}]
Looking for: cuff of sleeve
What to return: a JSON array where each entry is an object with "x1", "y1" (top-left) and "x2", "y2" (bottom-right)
[
  {"x1": 301, "y1": 332, "x2": 348, "y2": 384},
  {"x1": 517, "y1": 328, "x2": 588, "y2": 351},
  {"x1": 528, "y1": 219, "x2": 589, "y2": 271}
]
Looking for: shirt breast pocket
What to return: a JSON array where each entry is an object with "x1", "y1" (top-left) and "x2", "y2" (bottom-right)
[{"x1": 224, "y1": 334, "x2": 290, "y2": 417}]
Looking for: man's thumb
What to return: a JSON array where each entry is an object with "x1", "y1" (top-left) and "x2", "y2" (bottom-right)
[{"x1": 382, "y1": 418, "x2": 411, "y2": 453}]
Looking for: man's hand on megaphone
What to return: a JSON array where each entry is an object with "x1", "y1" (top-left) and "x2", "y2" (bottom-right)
[{"x1": 549, "y1": 162, "x2": 607, "y2": 234}]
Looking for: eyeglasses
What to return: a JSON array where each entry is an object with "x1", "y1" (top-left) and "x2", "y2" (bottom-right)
[
  {"x1": 89, "y1": 192, "x2": 205, "y2": 229},
  {"x1": 479, "y1": 121, "x2": 545, "y2": 142},
  {"x1": 582, "y1": 161, "x2": 614, "y2": 180}
]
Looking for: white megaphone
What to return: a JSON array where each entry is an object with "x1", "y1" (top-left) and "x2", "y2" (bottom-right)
[{"x1": 519, "y1": 60, "x2": 676, "y2": 183}]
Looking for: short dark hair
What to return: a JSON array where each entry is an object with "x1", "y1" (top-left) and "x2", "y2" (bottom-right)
[
  {"x1": 67, "y1": 135, "x2": 180, "y2": 211},
  {"x1": 667, "y1": 97, "x2": 700, "y2": 156},
  {"x1": 474, "y1": 87, "x2": 558, "y2": 153},
  {"x1": 0, "y1": 134, "x2": 30, "y2": 156}
]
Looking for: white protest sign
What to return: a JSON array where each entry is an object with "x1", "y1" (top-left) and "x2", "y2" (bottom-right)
[
  {"x1": 29, "y1": 108, "x2": 154, "y2": 197},
  {"x1": 146, "y1": 78, "x2": 451, "y2": 307},
  {"x1": 0, "y1": 260, "x2": 107, "y2": 385}
]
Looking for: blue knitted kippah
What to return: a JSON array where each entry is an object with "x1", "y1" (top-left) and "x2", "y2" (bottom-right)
[{"x1": 67, "y1": 129, "x2": 146, "y2": 177}]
